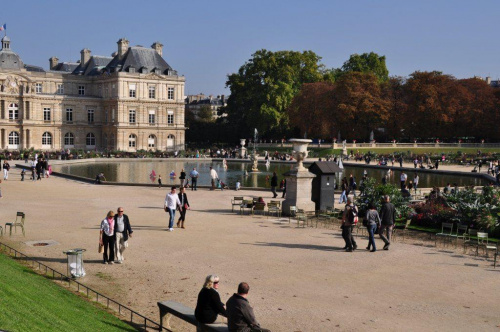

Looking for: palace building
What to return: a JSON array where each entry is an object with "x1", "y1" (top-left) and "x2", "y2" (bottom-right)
[{"x1": 0, "y1": 36, "x2": 185, "y2": 151}]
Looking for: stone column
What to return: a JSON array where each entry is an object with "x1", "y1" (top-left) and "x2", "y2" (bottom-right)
[{"x1": 282, "y1": 139, "x2": 316, "y2": 215}]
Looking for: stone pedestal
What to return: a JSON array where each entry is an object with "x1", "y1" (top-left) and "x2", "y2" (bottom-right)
[{"x1": 282, "y1": 169, "x2": 316, "y2": 215}]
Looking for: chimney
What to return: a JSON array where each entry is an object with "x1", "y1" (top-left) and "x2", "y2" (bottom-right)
[
  {"x1": 486, "y1": 76, "x2": 492, "y2": 85},
  {"x1": 151, "y1": 42, "x2": 163, "y2": 57},
  {"x1": 117, "y1": 38, "x2": 129, "y2": 58},
  {"x1": 80, "y1": 49, "x2": 91, "y2": 66},
  {"x1": 49, "y1": 56, "x2": 59, "y2": 70}
]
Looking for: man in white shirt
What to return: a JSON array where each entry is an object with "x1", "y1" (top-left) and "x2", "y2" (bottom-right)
[
  {"x1": 400, "y1": 172, "x2": 407, "y2": 190},
  {"x1": 209, "y1": 166, "x2": 218, "y2": 190},
  {"x1": 164, "y1": 186, "x2": 181, "y2": 231}
]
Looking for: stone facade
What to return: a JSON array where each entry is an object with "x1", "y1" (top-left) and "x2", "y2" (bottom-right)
[
  {"x1": 185, "y1": 93, "x2": 227, "y2": 120},
  {"x1": 0, "y1": 36, "x2": 185, "y2": 151}
]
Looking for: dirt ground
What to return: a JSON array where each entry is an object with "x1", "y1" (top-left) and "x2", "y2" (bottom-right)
[{"x1": 1, "y1": 167, "x2": 499, "y2": 332}]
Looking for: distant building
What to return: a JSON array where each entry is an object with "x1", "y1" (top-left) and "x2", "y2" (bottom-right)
[
  {"x1": 0, "y1": 36, "x2": 185, "y2": 151},
  {"x1": 185, "y1": 94, "x2": 227, "y2": 120},
  {"x1": 485, "y1": 76, "x2": 500, "y2": 88}
]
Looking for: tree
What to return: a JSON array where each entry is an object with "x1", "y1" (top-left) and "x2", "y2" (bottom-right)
[
  {"x1": 225, "y1": 49, "x2": 328, "y2": 137},
  {"x1": 288, "y1": 82, "x2": 335, "y2": 138},
  {"x1": 338, "y1": 52, "x2": 389, "y2": 82},
  {"x1": 197, "y1": 105, "x2": 215, "y2": 123}
]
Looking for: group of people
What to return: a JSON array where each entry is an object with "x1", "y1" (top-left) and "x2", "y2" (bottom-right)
[
  {"x1": 99, "y1": 207, "x2": 134, "y2": 264},
  {"x1": 341, "y1": 195, "x2": 396, "y2": 252},
  {"x1": 164, "y1": 186, "x2": 190, "y2": 231},
  {"x1": 195, "y1": 275, "x2": 269, "y2": 332}
]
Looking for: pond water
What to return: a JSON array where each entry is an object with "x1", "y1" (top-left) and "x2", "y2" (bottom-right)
[{"x1": 52, "y1": 160, "x2": 488, "y2": 188}]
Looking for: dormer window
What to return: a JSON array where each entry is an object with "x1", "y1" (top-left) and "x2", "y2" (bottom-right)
[{"x1": 128, "y1": 66, "x2": 135, "y2": 73}]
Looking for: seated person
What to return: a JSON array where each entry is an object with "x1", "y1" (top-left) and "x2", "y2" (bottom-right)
[
  {"x1": 401, "y1": 186, "x2": 411, "y2": 198},
  {"x1": 195, "y1": 275, "x2": 227, "y2": 326},
  {"x1": 226, "y1": 282, "x2": 270, "y2": 332},
  {"x1": 257, "y1": 197, "x2": 266, "y2": 206}
]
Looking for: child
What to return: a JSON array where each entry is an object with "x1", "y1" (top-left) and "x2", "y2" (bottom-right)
[
  {"x1": 158, "y1": 175, "x2": 162, "y2": 188},
  {"x1": 21, "y1": 169, "x2": 25, "y2": 181},
  {"x1": 236, "y1": 181, "x2": 241, "y2": 191}
]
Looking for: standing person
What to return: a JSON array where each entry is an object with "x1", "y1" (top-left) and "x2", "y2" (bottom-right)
[
  {"x1": 20, "y1": 169, "x2": 25, "y2": 181},
  {"x1": 226, "y1": 282, "x2": 270, "y2": 332},
  {"x1": 99, "y1": 211, "x2": 116, "y2": 264},
  {"x1": 3, "y1": 161, "x2": 10, "y2": 180},
  {"x1": 339, "y1": 178, "x2": 348, "y2": 204},
  {"x1": 190, "y1": 167, "x2": 199, "y2": 191},
  {"x1": 158, "y1": 175, "x2": 162, "y2": 188},
  {"x1": 348, "y1": 174, "x2": 357, "y2": 197},
  {"x1": 365, "y1": 203, "x2": 380, "y2": 252},
  {"x1": 435, "y1": 159, "x2": 439, "y2": 170},
  {"x1": 177, "y1": 187, "x2": 190, "y2": 229},
  {"x1": 114, "y1": 207, "x2": 133, "y2": 264},
  {"x1": 281, "y1": 179, "x2": 286, "y2": 198},
  {"x1": 413, "y1": 173, "x2": 419, "y2": 195},
  {"x1": 379, "y1": 195, "x2": 396, "y2": 250},
  {"x1": 399, "y1": 156, "x2": 403, "y2": 167},
  {"x1": 270, "y1": 172, "x2": 278, "y2": 198},
  {"x1": 209, "y1": 167, "x2": 219, "y2": 190},
  {"x1": 179, "y1": 168, "x2": 186, "y2": 187},
  {"x1": 194, "y1": 275, "x2": 227, "y2": 329},
  {"x1": 400, "y1": 171, "x2": 407, "y2": 190},
  {"x1": 381, "y1": 174, "x2": 387, "y2": 185},
  {"x1": 164, "y1": 186, "x2": 181, "y2": 232},
  {"x1": 341, "y1": 197, "x2": 358, "y2": 252}
]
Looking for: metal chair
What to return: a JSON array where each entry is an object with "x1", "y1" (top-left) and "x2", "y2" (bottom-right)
[
  {"x1": 394, "y1": 219, "x2": 412, "y2": 242},
  {"x1": 252, "y1": 202, "x2": 266, "y2": 217},
  {"x1": 463, "y1": 229, "x2": 478, "y2": 254},
  {"x1": 296, "y1": 209, "x2": 307, "y2": 228},
  {"x1": 231, "y1": 196, "x2": 244, "y2": 212},
  {"x1": 476, "y1": 232, "x2": 496, "y2": 258},
  {"x1": 240, "y1": 200, "x2": 254, "y2": 215},
  {"x1": 435, "y1": 222, "x2": 454, "y2": 247},
  {"x1": 355, "y1": 218, "x2": 367, "y2": 237},
  {"x1": 267, "y1": 202, "x2": 281, "y2": 219},
  {"x1": 5, "y1": 212, "x2": 26, "y2": 236},
  {"x1": 453, "y1": 224, "x2": 468, "y2": 248},
  {"x1": 288, "y1": 206, "x2": 297, "y2": 224}
]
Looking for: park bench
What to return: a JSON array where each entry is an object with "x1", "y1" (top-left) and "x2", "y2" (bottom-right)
[{"x1": 158, "y1": 301, "x2": 228, "y2": 332}]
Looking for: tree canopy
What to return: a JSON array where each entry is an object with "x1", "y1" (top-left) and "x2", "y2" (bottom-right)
[{"x1": 337, "y1": 52, "x2": 389, "y2": 82}]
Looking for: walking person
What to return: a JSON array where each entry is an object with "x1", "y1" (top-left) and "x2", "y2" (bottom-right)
[
  {"x1": 195, "y1": 275, "x2": 227, "y2": 330},
  {"x1": 348, "y1": 174, "x2": 357, "y2": 197},
  {"x1": 177, "y1": 187, "x2": 190, "y2": 229},
  {"x1": 179, "y1": 168, "x2": 186, "y2": 187},
  {"x1": 341, "y1": 197, "x2": 358, "y2": 252},
  {"x1": 210, "y1": 167, "x2": 219, "y2": 190},
  {"x1": 281, "y1": 179, "x2": 286, "y2": 198},
  {"x1": 3, "y1": 161, "x2": 10, "y2": 180},
  {"x1": 400, "y1": 171, "x2": 407, "y2": 190},
  {"x1": 190, "y1": 168, "x2": 199, "y2": 191},
  {"x1": 270, "y1": 172, "x2": 278, "y2": 198},
  {"x1": 158, "y1": 175, "x2": 162, "y2": 188},
  {"x1": 113, "y1": 207, "x2": 133, "y2": 264},
  {"x1": 413, "y1": 173, "x2": 419, "y2": 195},
  {"x1": 164, "y1": 186, "x2": 181, "y2": 232},
  {"x1": 99, "y1": 211, "x2": 116, "y2": 264},
  {"x1": 379, "y1": 195, "x2": 396, "y2": 250},
  {"x1": 339, "y1": 178, "x2": 348, "y2": 203},
  {"x1": 226, "y1": 282, "x2": 270, "y2": 332},
  {"x1": 365, "y1": 203, "x2": 380, "y2": 252}
]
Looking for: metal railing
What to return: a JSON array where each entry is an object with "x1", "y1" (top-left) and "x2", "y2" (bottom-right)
[{"x1": 0, "y1": 242, "x2": 169, "y2": 332}]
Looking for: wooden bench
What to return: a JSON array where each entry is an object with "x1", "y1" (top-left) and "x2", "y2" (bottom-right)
[{"x1": 158, "y1": 300, "x2": 228, "y2": 331}]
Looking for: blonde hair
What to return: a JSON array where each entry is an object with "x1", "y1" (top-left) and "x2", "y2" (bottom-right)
[
  {"x1": 106, "y1": 210, "x2": 115, "y2": 218},
  {"x1": 203, "y1": 274, "x2": 219, "y2": 289}
]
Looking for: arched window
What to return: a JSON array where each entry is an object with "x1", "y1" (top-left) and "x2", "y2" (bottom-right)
[
  {"x1": 148, "y1": 134, "x2": 156, "y2": 148},
  {"x1": 128, "y1": 134, "x2": 136, "y2": 148},
  {"x1": 86, "y1": 133, "x2": 96, "y2": 147},
  {"x1": 8, "y1": 103, "x2": 19, "y2": 120},
  {"x1": 64, "y1": 132, "x2": 74, "y2": 146},
  {"x1": 42, "y1": 132, "x2": 52, "y2": 146},
  {"x1": 8, "y1": 132, "x2": 19, "y2": 145}
]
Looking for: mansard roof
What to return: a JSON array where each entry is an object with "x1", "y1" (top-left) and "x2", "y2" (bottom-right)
[{"x1": 105, "y1": 46, "x2": 174, "y2": 75}]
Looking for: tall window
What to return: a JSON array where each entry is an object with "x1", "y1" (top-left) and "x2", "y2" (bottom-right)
[
  {"x1": 148, "y1": 110, "x2": 155, "y2": 125},
  {"x1": 110, "y1": 134, "x2": 115, "y2": 148},
  {"x1": 129, "y1": 110, "x2": 136, "y2": 123},
  {"x1": 148, "y1": 134, "x2": 156, "y2": 148},
  {"x1": 64, "y1": 132, "x2": 74, "y2": 146},
  {"x1": 8, "y1": 132, "x2": 19, "y2": 145},
  {"x1": 8, "y1": 103, "x2": 19, "y2": 120},
  {"x1": 35, "y1": 83, "x2": 42, "y2": 94},
  {"x1": 129, "y1": 84, "x2": 136, "y2": 98},
  {"x1": 104, "y1": 110, "x2": 108, "y2": 124},
  {"x1": 128, "y1": 134, "x2": 136, "y2": 148},
  {"x1": 42, "y1": 132, "x2": 52, "y2": 146},
  {"x1": 78, "y1": 85, "x2": 85, "y2": 96},
  {"x1": 111, "y1": 109, "x2": 115, "y2": 122},
  {"x1": 149, "y1": 86, "x2": 156, "y2": 99},
  {"x1": 87, "y1": 109, "x2": 95, "y2": 124},
  {"x1": 43, "y1": 108, "x2": 51, "y2": 121},
  {"x1": 86, "y1": 133, "x2": 96, "y2": 146},
  {"x1": 167, "y1": 87, "x2": 174, "y2": 100},
  {"x1": 66, "y1": 108, "x2": 73, "y2": 122},
  {"x1": 167, "y1": 110, "x2": 174, "y2": 125},
  {"x1": 57, "y1": 84, "x2": 64, "y2": 94},
  {"x1": 103, "y1": 134, "x2": 108, "y2": 148}
]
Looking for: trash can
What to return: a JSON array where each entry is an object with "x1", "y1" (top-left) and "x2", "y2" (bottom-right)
[
  {"x1": 309, "y1": 162, "x2": 342, "y2": 211},
  {"x1": 63, "y1": 248, "x2": 86, "y2": 278}
]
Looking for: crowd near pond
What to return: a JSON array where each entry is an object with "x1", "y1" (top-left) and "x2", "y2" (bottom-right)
[{"x1": 51, "y1": 160, "x2": 488, "y2": 188}]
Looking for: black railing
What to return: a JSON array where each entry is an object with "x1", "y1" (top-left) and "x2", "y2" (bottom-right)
[{"x1": 0, "y1": 242, "x2": 170, "y2": 332}]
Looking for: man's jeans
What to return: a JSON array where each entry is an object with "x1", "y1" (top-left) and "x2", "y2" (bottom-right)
[
  {"x1": 339, "y1": 190, "x2": 347, "y2": 203},
  {"x1": 379, "y1": 224, "x2": 393, "y2": 245},
  {"x1": 191, "y1": 178, "x2": 197, "y2": 190},
  {"x1": 167, "y1": 208, "x2": 176, "y2": 229}
]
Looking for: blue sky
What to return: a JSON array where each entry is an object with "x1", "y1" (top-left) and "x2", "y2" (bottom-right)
[{"x1": 2, "y1": 1, "x2": 499, "y2": 95}]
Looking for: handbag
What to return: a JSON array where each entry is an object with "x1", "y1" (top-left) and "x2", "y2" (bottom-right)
[
  {"x1": 98, "y1": 243, "x2": 104, "y2": 254},
  {"x1": 184, "y1": 203, "x2": 188, "y2": 210}
]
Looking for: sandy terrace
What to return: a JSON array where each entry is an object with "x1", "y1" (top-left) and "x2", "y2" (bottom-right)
[{"x1": 0, "y1": 167, "x2": 499, "y2": 332}]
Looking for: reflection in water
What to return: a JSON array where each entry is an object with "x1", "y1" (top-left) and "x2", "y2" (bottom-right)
[{"x1": 52, "y1": 160, "x2": 487, "y2": 188}]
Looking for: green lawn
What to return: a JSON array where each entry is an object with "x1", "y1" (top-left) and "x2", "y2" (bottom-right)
[{"x1": 0, "y1": 253, "x2": 137, "y2": 332}]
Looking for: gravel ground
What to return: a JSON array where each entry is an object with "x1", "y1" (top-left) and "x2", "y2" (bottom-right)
[{"x1": 0, "y1": 167, "x2": 499, "y2": 332}]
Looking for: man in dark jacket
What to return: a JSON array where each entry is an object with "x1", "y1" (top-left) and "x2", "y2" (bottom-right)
[
  {"x1": 379, "y1": 195, "x2": 396, "y2": 250},
  {"x1": 270, "y1": 172, "x2": 278, "y2": 198},
  {"x1": 113, "y1": 207, "x2": 133, "y2": 264},
  {"x1": 226, "y1": 282, "x2": 269, "y2": 332}
]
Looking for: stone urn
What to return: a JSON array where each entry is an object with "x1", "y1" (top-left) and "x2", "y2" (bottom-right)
[
  {"x1": 289, "y1": 138, "x2": 312, "y2": 171},
  {"x1": 240, "y1": 138, "x2": 246, "y2": 147},
  {"x1": 239, "y1": 139, "x2": 247, "y2": 159}
]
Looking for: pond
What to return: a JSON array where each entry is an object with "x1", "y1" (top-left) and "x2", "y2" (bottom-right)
[{"x1": 51, "y1": 160, "x2": 488, "y2": 188}]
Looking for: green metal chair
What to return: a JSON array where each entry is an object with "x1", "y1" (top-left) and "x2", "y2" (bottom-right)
[
  {"x1": 435, "y1": 222, "x2": 454, "y2": 247},
  {"x1": 5, "y1": 212, "x2": 25, "y2": 236}
]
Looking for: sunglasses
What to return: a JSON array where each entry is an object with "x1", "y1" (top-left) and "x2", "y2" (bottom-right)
[
  {"x1": 118, "y1": 210, "x2": 124, "y2": 212},
  {"x1": 214, "y1": 281, "x2": 219, "y2": 285}
]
